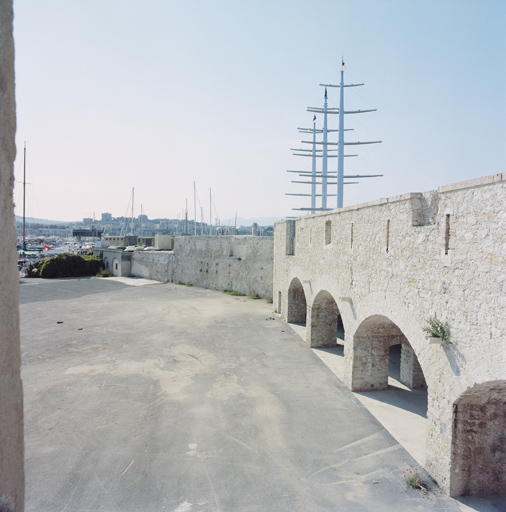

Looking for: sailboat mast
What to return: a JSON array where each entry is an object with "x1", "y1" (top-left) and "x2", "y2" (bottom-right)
[
  {"x1": 22, "y1": 142, "x2": 26, "y2": 250},
  {"x1": 131, "y1": 188, "x2": 134, "y2": 235},
  {"x1": 209, "y1": 188, "x2": 212, "y2": 235},
  {"x1": 322, "y1": 88, "x2": 328, "y2": 210},
  {"x1": 337, "y1": 61, "x2": 345, "y2": 208},
  {"x1": 193, "y1": 181, "x2": 197, "y2": 236}
]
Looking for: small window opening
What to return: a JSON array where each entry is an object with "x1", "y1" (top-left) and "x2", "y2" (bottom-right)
[
  {"x1": 325, "y1": 220, "x2": 331, "y2": 245},
  {"x1": 386, "y1": 219, "x2": 390, "y2": 253},
  {"x1": 445, "y1": 214, "x2": 450, "y2": 255}
]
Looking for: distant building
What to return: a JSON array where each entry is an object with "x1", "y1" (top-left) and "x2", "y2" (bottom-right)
[
  {"x1": 83, "y1": 217, "x2": 93, "y2": 226},
  {"x1": 101, "y1": 212, "x2": 112, "y2": 222},
  {"x1": 103, "y1": 235, "x2": 155, "y2": 247},
  {"x1": 138, "y1": 214, "x2": 148, "y2": 224}
]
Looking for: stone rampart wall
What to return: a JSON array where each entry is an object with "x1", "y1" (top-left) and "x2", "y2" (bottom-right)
[
  {"x1": 273, "y1": 173, "x2": 506, "y2": 495},
  {"x1": 123, "y1": 236, "x2": 273, "y2": 297}
]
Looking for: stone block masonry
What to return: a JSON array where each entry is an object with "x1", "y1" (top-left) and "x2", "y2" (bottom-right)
[
  {"x1": 273, "y1": 173, "x2": 506, "y2": 496},
  {"x1": 0, "y1": 2, "x2": 24, "y2": 510},
  {"x1": 99, "y1": 235, "x2": 274, "y2": 298}
]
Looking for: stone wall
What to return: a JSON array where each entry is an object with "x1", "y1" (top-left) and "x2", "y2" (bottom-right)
[
  {"x1": 99, "y1": 236, "x2": 274, "y2": 298},
  {"x1": 0, "y1": 2, "x2": 24, "y2": 510},
  {"x1": 169, "y1": 236, "x2": 273, "y2": 298},
  {"x1": 131, "y1": 251, "x2": 170, "y2": 282},
  {"x1": 273, "y1": 173, "x2": 506, "y2": 495}
]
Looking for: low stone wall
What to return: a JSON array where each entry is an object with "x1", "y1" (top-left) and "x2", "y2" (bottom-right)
[
  {"x1": 101, "y1": 236, "x2": 274, "y2": 298},
  {"x1": 168, "y1": 236, "x2": 273, "y2": 298},
  {"x1": 131, "y1": 251, "x2": 170, "y2": 282}
]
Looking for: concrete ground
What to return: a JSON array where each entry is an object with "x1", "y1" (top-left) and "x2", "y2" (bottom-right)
[{"x1": 19, "y1": 278, "x2": 506, "y2": 512}]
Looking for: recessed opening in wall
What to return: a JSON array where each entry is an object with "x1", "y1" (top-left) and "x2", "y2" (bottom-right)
[
  {"x1": 277, "y1": 291, "x2": 282, "y2": 314},
  {"x1": 450, "y1": 381, "x2": 506, "y2": 496},
  {"x1": 445, "y1": 214, "x2": 450, "y2": 255},
  {"x1": 325, "y1": 220, "x2": 331, "y2": 245},
  {"x1": 285, "y1": 220, "x2": 296, "y2": 256},
  {"x1": 287, "y1": 278, "x2": 307, "y2": 325},
  {"x1": 309, "y1": 290, "x2": 344, "y2": 348},
  {"x1": 349, "y1": 317, "x2": 428, "y2": 467},
  {"x1": 386, "y1": 219, "x2": 390, "y2": 253}
]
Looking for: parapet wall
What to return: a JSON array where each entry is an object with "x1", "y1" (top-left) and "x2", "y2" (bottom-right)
[
  {"x1": 127, "y1": 236, "x2": 273, "y2": 297},
  {"x1": 273, "y1": 172, "x2": 506, "y2": 495}
]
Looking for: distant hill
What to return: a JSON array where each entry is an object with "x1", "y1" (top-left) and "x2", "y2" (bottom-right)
[
  {"x1": 14, "y1": 215, "x2": 286, "y2": 227},
  {"x1": 222, "y1": 216, "x2": 284, "y2": 227},
  {"x1": 15, "y1": 216, "x2": 72, "y2": 225}
]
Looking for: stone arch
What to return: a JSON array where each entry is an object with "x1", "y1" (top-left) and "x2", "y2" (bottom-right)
[
  {"x1": 287, "y1": 278, "x2": 307, "y2": 324},
  {"x1": 308, "y1": 290, "x2": 343, "y2": 348},
  {"x1": 346, "y1": 315, "x2": 426, "y2": 392},
  {"x1": 450, "y1": 381, "x2": 506, "y2": 496}
]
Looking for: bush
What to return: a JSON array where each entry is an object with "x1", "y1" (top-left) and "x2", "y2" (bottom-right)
[
  {"x1": 28, "y1": 253, "x2": 103, "y2": 279},
  {"x1": 423, "y1": 316, "x2": 452, "y2": 344},
  {"x1": 223, "y1": 289, "x2": 246, "y2": 296},
  {"x1": 100, "y1": 269, "x2": 110, "y2": 277}
]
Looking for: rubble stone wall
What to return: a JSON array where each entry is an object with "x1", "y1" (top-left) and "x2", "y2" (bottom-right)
[
  {"x1": 273, "y1": 173, "x2": 506, "y2": 495},
  {"x1": 128, "y1": 236, "x2": 273, "y2": 298},
  {"x1": 0, "y1": 2, "x2": 24, "y2": 510}
]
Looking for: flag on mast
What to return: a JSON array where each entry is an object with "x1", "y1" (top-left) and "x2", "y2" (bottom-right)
[{"x1": 342, "y1": 57, "x2": 346, "y2": 71}]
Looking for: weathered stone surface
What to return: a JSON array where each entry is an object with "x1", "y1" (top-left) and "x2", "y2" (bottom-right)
[
  {"x1": 102, "y1": 236, "x2": 274, "y2": 298},
  {"x1": 273, "y1": 173, "x2": 506, "y2": 496},
  {"x1": 0, "y1": 1, "x2": 24, "y2": 510}
]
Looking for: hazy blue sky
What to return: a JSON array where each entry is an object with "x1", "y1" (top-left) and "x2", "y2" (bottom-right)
[{"x1": 13, "y1": 0, "x2": 506, "y2": 223}]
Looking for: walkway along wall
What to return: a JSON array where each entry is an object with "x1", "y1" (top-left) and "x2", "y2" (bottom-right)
[
  {"x1": 99, "y1": 236, "x2": 273, "y2": 298},
  {"x1": 273, "y1": 173, "x2": 506, "y2": 496}
]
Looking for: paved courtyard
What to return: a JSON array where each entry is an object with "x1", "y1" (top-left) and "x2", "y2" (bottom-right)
[{"x1": 19, "y1": 278, "x2": 504, "y2": 511}]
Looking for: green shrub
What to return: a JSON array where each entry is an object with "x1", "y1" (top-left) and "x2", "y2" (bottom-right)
[
  {"x1": 423, "y1": 316, "x2": 452, "y2": 344},
  {"x1": 100, "y1": 269, "x2": 110, "y2": 277},
  {"x1": 404, "y1": 468, "x2": 425, "y2": 490},
  {"x1": 250, "y1": 294, "x2": 261, "y2": 300},
  {"x1": 223, "y1": 289, "x2": 246, "y2": 296},
  {"x1": 31, "y1": 253, "x2": 103, "y2": 279}
]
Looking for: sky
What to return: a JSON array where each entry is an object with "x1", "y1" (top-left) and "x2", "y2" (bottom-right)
[{"x1": 12, "y1": 0, "x2": 506, "y2": 224}]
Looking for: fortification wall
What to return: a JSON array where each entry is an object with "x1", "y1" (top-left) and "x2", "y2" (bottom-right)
[
  {"x1": 0, "y1": 2, "x2": 24, "y2": 510},
  {"x1": 131, "y1": 251, "x2": 170, "y2": 282},
  {"x1": 127, "y1": 236, "x2": 273, "y2": 297},
  {"x1": 273, "y1": 173, "x2": 506, "y2": 495}
]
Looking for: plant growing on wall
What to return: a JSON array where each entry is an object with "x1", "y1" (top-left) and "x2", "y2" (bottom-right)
[{"x1": 423, "y1": 316, "x2": 452, "y2": 344}]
